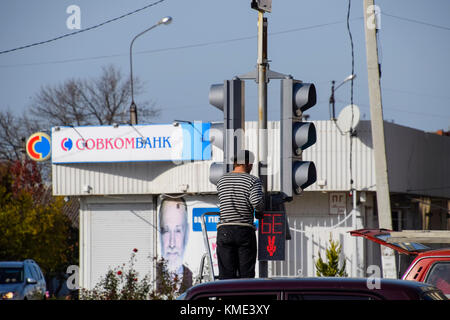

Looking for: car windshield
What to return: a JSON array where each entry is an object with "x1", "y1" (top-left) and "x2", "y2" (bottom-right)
[{"x1": 0, "y1": 267, "x2": 24, "y2": 284}]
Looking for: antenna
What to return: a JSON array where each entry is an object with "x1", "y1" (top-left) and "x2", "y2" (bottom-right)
[{"x1": 335, "y1": 104, "x2": 360, "y2": 134}]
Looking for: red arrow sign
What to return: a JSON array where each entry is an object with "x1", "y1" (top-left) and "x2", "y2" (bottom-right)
[{"x1": 267, "y1": 236, "x2": 277, "y2": 256}]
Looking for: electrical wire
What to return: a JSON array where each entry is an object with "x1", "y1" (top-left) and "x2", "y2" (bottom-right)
[
  {"x1": 289, "y1": 209, "x2": 356, "y2": 234},
  {"x1": 334, "y1": 98, "x2": 449, "y2": 119},
  {"x1": 382, "y1": 12, "x2": 450, "y2": 31},
  {"x1": 346, "y1": 0, "x2": 355, "y2": 191},
  {"x1": 406, "y1": 196, "x2": 450, "y2": 213},
  {"x1": 407, "y1": 187, "x2": 450, "y2": 193},
  {"x1": 382, "y1": 87, "x2": 450, "y2": 101},
  {"x1": 0, "y1": 18, "x2": 362, "y2": 69},
  {"x1": 0, "y1": 0, "x2": 166, "y2": 56}
]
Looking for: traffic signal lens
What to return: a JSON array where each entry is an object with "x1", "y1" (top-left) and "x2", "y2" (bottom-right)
[
  {"x1": 293, "y1": 122, "x2": 317, "y2": 152},
  {"x1": 293, "y1": 83, "x2": 317, "y2": 115},
  {"x1": 293, "y1": 161, "x2": 317, "y2": 193},
  {"x1": 209, "y1": 84, "x2": 225, "y2": 110}
]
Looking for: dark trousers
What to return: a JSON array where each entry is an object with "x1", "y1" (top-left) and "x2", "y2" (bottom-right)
[{"x1": 216, "y1": 225, "x2": 257, "y2": 280}]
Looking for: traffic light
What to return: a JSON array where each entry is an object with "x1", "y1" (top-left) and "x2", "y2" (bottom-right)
[
  {"x1": 208, "y1": 78, "x2": 245, "y2": 185},
  {"x1": 280, "y1": 78, "x2": 317, "y2": 200},
  {"x1": 251, "y1": 0, "x2": 272, "y2": 13}
]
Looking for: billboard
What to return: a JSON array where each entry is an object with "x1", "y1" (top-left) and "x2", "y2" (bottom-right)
[
  {"x1": 157, "y1": 195, "x2": 220, "y2": 289},
  {"x1": 51, "y1": 122, "x2": 211, "y2": 164}
]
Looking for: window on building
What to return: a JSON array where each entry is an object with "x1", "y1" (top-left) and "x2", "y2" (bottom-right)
[{"x1": 391, "y1": 210, "x2": 405, "y2": 231}]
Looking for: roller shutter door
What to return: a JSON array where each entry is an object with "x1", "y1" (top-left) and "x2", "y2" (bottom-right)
[{"x1": 88, "y1": 202, "x2": 155, "y2": 289}]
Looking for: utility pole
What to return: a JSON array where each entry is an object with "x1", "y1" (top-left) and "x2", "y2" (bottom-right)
[
  {"x1": 363, "y1": 0, "x2": 397, "y2": 278},
  {"x1": 257, "y1": 10, "x2": 269, "y2": 279}
]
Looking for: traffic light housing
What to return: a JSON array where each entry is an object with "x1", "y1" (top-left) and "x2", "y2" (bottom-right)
[
  {"x1": 251, "y1": 0, "x2": 272, "y2": 13},
  {"x1": 280, "y1": 78, "x2": 317, "y2": 200},
  {"x1": 208, "y1": 79, "x2": 245, "y2": 185}
]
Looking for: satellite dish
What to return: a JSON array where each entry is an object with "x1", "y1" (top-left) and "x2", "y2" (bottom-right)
[{"x1": 336, "y1": 104, "x2": 360, "y2": 133}]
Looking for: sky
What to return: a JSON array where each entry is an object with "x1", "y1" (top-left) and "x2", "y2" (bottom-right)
[{"x1": 0, "y1": 0, "x2": 449, "y2": 133}]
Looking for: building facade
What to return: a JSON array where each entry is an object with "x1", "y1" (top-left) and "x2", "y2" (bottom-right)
[{"x1": 52, "y1": 120, "x2": 450, "y2": 290}]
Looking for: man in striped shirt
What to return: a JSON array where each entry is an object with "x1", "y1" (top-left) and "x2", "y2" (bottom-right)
[{"x1": 216, "y1": 150, "x2": 264, "y2": 279}]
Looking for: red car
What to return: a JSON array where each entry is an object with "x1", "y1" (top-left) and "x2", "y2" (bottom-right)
[{"x1": 350, "y1": 229, "x2": 450, "y2": 298}]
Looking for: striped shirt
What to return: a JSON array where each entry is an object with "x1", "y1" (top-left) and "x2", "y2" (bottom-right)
[{"x1": 216, "y1": 172, "x2": 264, "y2": 228}]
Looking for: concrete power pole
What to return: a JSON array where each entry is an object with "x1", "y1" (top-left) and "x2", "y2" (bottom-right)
[
  {"x1": 257, "y1": 10, "x2": 269, "y2": 279},
  {"x1": 363, "y1": 0, "x2": 397, "y2": 278}
]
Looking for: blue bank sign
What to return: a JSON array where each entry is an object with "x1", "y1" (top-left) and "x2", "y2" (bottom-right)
[
  {"x1": 52, "y1": 122, "x2": 212, "y2": 163},
  {"x1": 192, "y1": 207, "x2": 220, "y2": 232}
]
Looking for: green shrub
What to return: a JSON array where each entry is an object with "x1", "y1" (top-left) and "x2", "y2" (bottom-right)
[
  {"x1": 315, "y1": 236, "x2": 347, "y2": 277},
  {"x1": 80, "y1": 249, "x2": 181, "y2": 300}
]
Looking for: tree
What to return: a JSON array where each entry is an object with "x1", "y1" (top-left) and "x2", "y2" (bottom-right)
[
  {"x1": 0, "y1": 111, "x2": 40, "y2": 161},
  {"x1": 0, "y1": 160, "x2": 77, "y2": 274},
  {"x1": 29, "y1": 64, "x2": 160, "y2": 127},
  {"x1": 315, "y1": 236, "x2": 347, "y2": 277},
  {"x1": 9, "y1": 159, "x2": 44, "y2": 201},
  {"x1": 0, "y1": 64, "x2": 159, "y2": 179}
]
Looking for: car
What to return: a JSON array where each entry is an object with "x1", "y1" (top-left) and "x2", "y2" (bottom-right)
[
  {"x1": 350, "y1": 228, "x2": 450, "y2": 298},
  {"x1": 177, "y1": 277, "x2": 447, "y2": 300},
  {"x1": 0, "y1": 260, "x2": 47, "y2": 300}
]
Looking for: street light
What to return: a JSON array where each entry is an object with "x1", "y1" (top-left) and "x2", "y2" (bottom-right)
[
  {"x1": 129, "y1": 16, "x2": 173, "y2": 125},
  {"x1": 329, "y1": 74, "x2": 356, "y2": 121}
]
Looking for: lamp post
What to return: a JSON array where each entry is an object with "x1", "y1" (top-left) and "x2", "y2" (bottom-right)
[
  {"x1": 329, "y1": 74, "x2": 356, "y2": 121},
  {"x1": 129, "y1": 16, "x2": 172, "y2": 125}
]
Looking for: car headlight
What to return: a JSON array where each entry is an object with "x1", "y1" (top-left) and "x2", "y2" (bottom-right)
[{"x1": 2, "y1": 291, "x2": 15, "y2": 299}]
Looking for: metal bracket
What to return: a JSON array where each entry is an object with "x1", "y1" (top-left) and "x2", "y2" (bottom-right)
[{"x1": 238, "y1": 67, "x2": 292, "y2": 84}]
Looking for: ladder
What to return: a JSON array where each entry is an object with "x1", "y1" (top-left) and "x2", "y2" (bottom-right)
[{"x1": 197, "y1": 211, "x2": 219, "y2": 283}]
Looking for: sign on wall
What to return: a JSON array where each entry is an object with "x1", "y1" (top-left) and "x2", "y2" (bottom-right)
[
  {"x1": 192, "y1": 208, "x2": 220, "y2": 232},
  {"x1": 329, "y1": 192, "x2": 347, "y2": 215},
  {"x1": 26, "y1": 132, "x2": 51, "y2": 161},
  {"x1": 157, "y1": 197, "x2": 221, "y2": 288},
  {"x1": 51, "y1": 122, "x2": 211, "y2": 163}
]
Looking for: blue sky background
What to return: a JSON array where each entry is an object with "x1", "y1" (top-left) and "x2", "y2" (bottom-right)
[{"x1": 0, "y1": 0, "x2": 449, "y2": 133}]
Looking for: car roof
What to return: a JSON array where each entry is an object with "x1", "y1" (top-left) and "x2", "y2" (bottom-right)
[{"x1": 184, "y1": 277, "x2": 438, "y2": 299}]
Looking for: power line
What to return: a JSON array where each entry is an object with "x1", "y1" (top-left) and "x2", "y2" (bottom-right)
[
  {"x1": 382, "y1": 12, "x2": 450, "y2": 31},
  {"x1": 382, "y1": 87, "x2": 450, "y2": 101},
  {"x1": 342, "y1": 82, "x2": 450, "y2": 104},
  {"x1": 406, "y1": 196, "x2": 450, "y2": 213},
  {"x1": 0, "y1": 18, "x2": 362, "y2": 68},
  {"x1": 334, "y1": 98, "x2": 449, "y2": 119},
  {"x1": 0, "y1": 0, "x2": 166, "y2": 56},
  {"x1": 407, "y1": 186, "x2": 450, "y2": 192},
  {"x1": 346, "y1": 0, "x2": 356, "y2": 192}
]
